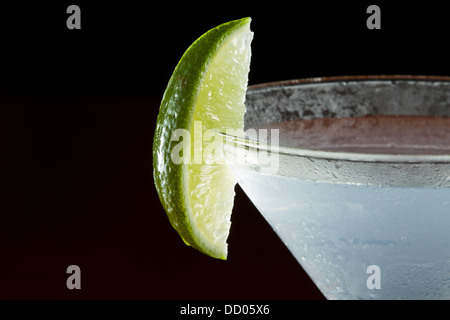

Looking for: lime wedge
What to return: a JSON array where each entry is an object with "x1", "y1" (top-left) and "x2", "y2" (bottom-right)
[{"x1": 153, "y1": 18, "x2": 253, "y2": 259}]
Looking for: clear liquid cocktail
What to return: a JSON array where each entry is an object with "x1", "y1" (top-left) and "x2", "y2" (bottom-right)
[{"x1": 222, "y1": 76, "x2": 450, "y2": 299}]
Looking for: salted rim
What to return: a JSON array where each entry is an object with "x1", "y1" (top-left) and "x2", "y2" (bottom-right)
[{"x1": 221, "y1": 75, "x2": 450, "y2": 163}]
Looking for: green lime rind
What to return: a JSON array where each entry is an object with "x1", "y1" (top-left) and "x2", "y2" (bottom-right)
[{"x1": 153, "y1": 18, "x2": 252, "y2": 259}]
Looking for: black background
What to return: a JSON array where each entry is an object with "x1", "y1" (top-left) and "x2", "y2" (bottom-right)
[{"x1": 1, "y1": 0, "x2": 449, "y2": 300}]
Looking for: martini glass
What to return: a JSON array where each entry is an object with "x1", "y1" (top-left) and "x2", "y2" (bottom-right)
[{"x1": 222, "y1": 75, "x2": 450, "y2": 300}]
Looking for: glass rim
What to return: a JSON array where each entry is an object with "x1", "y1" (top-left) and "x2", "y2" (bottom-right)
[{"x1": 221, "y1": 75, "x2": 450, "y2": 163}]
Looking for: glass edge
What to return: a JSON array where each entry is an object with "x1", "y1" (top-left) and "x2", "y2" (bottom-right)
[
  {"x1": 222, "y1": 75, "x2": 450, "y2": 163},
  {"x1": 247, "y1": 74, "x2": 450, "y2": 90},
  {"x1": 219, "y1": 132, "x2": 450, "y2": 163}
]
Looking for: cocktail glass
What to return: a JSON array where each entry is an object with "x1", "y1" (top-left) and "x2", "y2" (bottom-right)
[{"x1": 222, "y1": 75, "x2": 450, "y2": 300}]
